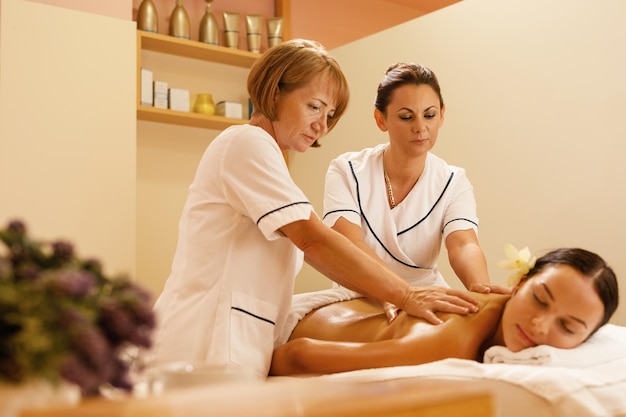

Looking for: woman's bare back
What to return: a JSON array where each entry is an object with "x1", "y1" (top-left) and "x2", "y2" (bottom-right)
[{"x1": 289, "y1": 292, "x2": 509, "y2": 362}]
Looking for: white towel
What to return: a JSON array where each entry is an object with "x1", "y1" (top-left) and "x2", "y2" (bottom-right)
[
  {"x1": 276, "y1": 287, "x2": 361, "y2": 346},
  {"x1": 483, "y1": 324, "x2": 626, "y2": 368},
  {"x1": 315, "y1": 356, "x2": 626, "y2": 417}
]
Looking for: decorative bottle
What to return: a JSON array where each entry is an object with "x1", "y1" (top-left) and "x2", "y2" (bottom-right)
[
  {"x1": 136, "y1": 0, "x2": 158, "y2": 33},
  {"x1": 193, "y1": 94, "x2": 216, "y2": 116},
  {"x1": 199, "y1": 0, "x2": 219, "y2": 45},
  {"x1": 169, "y1": 0, "x2": 190, "y2": 39}
]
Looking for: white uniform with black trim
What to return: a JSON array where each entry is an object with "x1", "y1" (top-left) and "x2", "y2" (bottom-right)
[
  {"x1": 323, "y1": 144, "x2": 478, "y2": 288},
  {"x1": 153, "y1": 125, "x2": 314, "y2": 378}
]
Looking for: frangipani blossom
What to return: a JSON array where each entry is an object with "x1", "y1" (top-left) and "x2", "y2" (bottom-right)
[{"x1": 496, "y1": 243, "x2": 537, "y2": 287}]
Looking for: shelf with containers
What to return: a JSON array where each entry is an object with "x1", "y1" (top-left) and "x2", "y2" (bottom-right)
[{"x1": 136, "y1": 30, "x2": 260, "y2": 130}]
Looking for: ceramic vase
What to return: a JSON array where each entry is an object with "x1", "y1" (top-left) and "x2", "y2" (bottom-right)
[
  {"x1": 193, "y1": 94, "x2": 216, "y2": 116},
  {"x1": 169, "y1": 0, "x2": 190, "y2": 39},
  {"x1": 136, "y1": 0, "x2": 158, "y2": 33},
  {"x1": 199, "y1": 0, "x2": 219, "y2": 45}
]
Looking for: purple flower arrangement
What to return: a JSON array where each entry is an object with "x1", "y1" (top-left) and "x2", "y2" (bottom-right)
[{"x1": 0, "y1": 219, "x2": 156, "y2": 396}]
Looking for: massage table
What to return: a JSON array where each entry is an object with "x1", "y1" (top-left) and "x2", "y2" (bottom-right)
[
  {"x1": 17, "y1": 374, "x2": 493, "y2": 417},
  {"x1": 16, "y1": 323, "x2": 626, "y2": 417}
]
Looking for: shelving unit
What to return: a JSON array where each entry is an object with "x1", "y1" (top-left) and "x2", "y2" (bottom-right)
[
  {"x1": 136, "y1": 30, "x2": 259, "y2": 130},
  {"x1": 139, "y1": 30, "x2": 259, "y2": 68},
  {"x1": 137, "y1": 105, "x2": 247, "y2": 130}
]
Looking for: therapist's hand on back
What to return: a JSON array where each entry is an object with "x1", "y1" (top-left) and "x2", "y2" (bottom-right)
[
  {"x1": 468, "y1": 282, "x2": 512, "y2": 295},
  {"x1": 397, "y1": 286, "x2": 480, "y2": 325}
]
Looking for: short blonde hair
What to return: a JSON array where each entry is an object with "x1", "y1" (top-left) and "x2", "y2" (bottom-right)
[{"x1": 247, "y1": 39, "x2": 349, "y2": 134}]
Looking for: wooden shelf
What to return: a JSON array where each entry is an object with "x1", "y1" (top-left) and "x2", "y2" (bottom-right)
[
  {"x1": 137, "y1": 106, "x2": 247, "y2": 130},
  {"x1": 136, "y1": 30, "x2": 259, "y2": 130},
  {"x1": 138, "y1": 30, "x2": 260, "y2": 68}
]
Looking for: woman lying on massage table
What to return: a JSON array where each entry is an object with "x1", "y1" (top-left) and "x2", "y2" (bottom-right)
[{"x1": 270, "y1": 247, "x2": 619, "y2": 376}]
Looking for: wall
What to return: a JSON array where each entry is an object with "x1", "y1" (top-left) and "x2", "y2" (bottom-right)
[
  {"x1": 0, "y1": 0, "x2": 276, "y2": 298},
  {"x1": 289, "y1": 0, "x2": 626, "y2": 325},
  {"x1": 28, "y1": 0, "x2": 129, "y2": 19},
  {"x1": 2, "y1": 0, "x2": 623, "y2": 326},
  {"x1": 0, "y1": 0, "x2": 136, "y2": 281}
]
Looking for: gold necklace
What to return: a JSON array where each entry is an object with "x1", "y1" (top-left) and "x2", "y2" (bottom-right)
[{"x1": 382, "y1": 150, "x2": 396, "y2": 209}]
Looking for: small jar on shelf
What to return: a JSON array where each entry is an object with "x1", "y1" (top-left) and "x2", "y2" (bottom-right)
[{"x1": 193, "y1": 93, "x2": 216, "y2": 116}]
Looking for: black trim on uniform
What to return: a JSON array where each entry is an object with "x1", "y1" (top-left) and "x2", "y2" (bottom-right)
[
  {"x1": 443, "y1": 217, "x2": 478, "y2": 233},
  {"x1": 231, "y1": 307, "x2": 276, "y2": 325},
  {"x1": 348, "y1": 161, "x2": 430, "y2": 270},
  {"x1": 397, "y1": 172, "x2": 455, "y2": 236},
  {"x1": 256, "y1": 201, "x2": 312, "y2": 225},
  {"x1": 323, "y1": 208, "x2": 360, "y2": 221}
]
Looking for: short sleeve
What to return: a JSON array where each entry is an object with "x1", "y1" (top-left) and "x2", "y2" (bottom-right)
[
  {"x1": 220, "y1": 127, "x2": 314, "y2": 240},
  {"x1": 441, "y1": 167, "x2": 478, "y2": 240},
  {"x1": 322, "y1": 155, "x2": 362, "y2": 228}
]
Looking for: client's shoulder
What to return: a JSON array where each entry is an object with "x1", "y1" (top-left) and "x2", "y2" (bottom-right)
[
  {"x1": 465, "y1": 293, "x2": 509, "y2": 327},
  {"x1": 478, "y1": 292, "x2": 510, "y2": 306}
]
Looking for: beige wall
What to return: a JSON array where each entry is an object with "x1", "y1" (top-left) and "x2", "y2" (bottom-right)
[
  {"x1": 2, "y1": 0, "x2": 624, "y2": 325},
  {"x1": 0, "y1": 0, "x2": 136, "y2": 280},
  {"x1": 27, "y1": 0, "x2": 129, "y2": 19},
  {"x1": 290, "y1": 0, "x2": 626, "y2": 325}
]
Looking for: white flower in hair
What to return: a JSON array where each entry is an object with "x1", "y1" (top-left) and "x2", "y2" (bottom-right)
[{"x1": 496, "y1": 243, "x2": 537, "y2": 287}]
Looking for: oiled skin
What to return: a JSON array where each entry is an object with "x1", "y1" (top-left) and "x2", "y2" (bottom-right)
[{"x1": 270, "y1": 293, "x2": 509, "y2": 376}]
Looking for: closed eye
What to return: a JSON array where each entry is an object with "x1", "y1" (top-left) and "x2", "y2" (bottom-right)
[
  {"x1": 560, "y1": 320, "x2": 575, "y2": 334},
  {"x1": 533, "y1": 291, "x2": 548, "y2": 307}
]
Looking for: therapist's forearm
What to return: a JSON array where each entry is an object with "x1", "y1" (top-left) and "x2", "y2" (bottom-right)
[
  {"x1": 330, "y1": 218, "x2": 395, "y2": 297},
  {"x1": 283, "y1": 216, "x2": 410, "y2": 307},
  {"x1": 449, "y1": 241, "x2": 490, "y2": 289},
  {"x1": 305, "y1": 231, "x2": 410, "y2": 306},
  {"x1": 330, "y1": 217, "x2": 388, "y2": 267},
  {"x1": 284, "y1": 216, "x2": 480, "y2": 324},
  {"x1": 330, "y1": 218, "x2": 401, "y2": 320}
]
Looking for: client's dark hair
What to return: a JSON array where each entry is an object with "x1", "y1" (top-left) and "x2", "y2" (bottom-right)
[{"x1": 526, "y1": 248, "x2": 618, "y2": 334}]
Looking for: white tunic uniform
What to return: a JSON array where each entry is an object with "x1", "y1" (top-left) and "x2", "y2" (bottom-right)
[
  {"x1": 323, "y1": 144, "x2": 478, "y2": 288},
  {"x1": 152, "y1": 125, "x2": 314, "y2": 378}
]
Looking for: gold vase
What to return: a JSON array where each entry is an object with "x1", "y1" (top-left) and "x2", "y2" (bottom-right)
[
  {"x1": 169, "y1": 0, "x2": 190, "y2": 39},
  {"x1": 193, "y1": 94, "x2": 216, "y2": 116},
  {"x1": 136, "y1": 0, "x2": 158, "y2": 33},
  {"x1": 199, "y1": 0, "x2": 219, "y2": 45}
]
